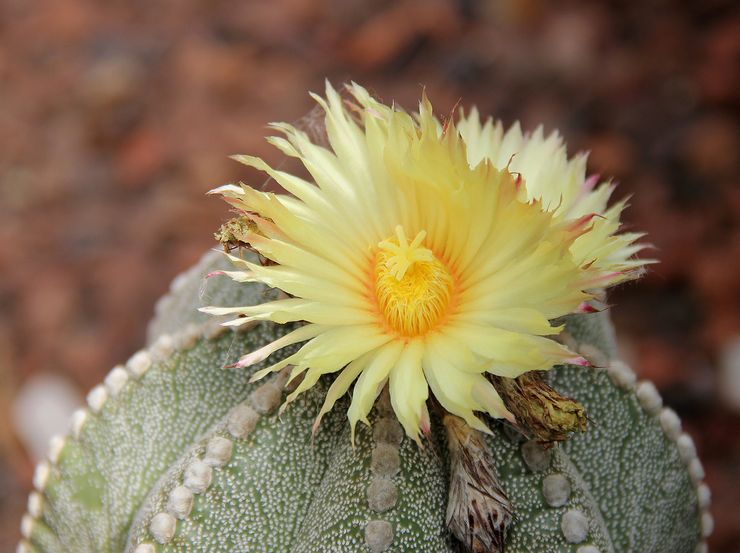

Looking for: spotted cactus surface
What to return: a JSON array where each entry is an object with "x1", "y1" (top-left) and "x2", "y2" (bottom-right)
[{"x1": 18, "y1": 252, "x2": 711, "y2": 553}]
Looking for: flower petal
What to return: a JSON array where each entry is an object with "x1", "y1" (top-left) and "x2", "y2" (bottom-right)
[
  {"x1": 423, "y1": 347, "x2": 513, "y2": 431},
  {"x1": 312, "y1": 350, "x2": 376, "y2": 435},
  {"x1": 389, "y1": 340, "x2": 427, "y2": 442},
  {"x1": 233, "y1": 324, "x2": 327, "y2": 368},
  {"x1": 445, "y1": 323, "x2": 577, "y2": 377},
  {"x1": 347, "y1": 341, "x2": 404, "y2": 444}
]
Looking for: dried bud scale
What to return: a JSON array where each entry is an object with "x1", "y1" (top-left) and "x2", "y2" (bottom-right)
[
  {"x1": 443, "y1": 414, "x2": 513, "y2": 553},
  {"x1": 491, "y1": 372, "x2": 588, "y2": 445},
  {"x1": 213, "y1": 216, "x2": 259, "y2": 251}
]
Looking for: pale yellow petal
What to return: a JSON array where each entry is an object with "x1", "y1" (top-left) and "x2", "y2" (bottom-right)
[
  {"x1": 422, "y1": 349, "x2": 512, "y2": 432},
  {"x1": 445, "y1": 322, "x2": 577, "y2": 377},
  {"x1": 233, "y1": 324, "x2": 327, "y2": 368},
  {"x1": 388, "y1": 340, "x2": 427, "y2": 441},
  {"x1": 460, "y1": 240, "x2": 589, "y2": 319},
  {"x1": 312, "y1": 350, "x2": 376, "y2": 434},
  {"x1": 250, "y1": 324, "x2": 391, "y2": 382},
  {"x1": 347, "y1": 342, "x2": 404, "y2": 444},
  {"x1": 232, "y1": 260, "x2": 369, "y2": 309},
  {"x1": 207, "y1": 183, "x2": 245, "y2": 197},
  {"x1": 456, "y1": 307, "x2": 561, "y2": 336},
  {"x1": 203, "y1": 298, "x2": 372, "y2": 326},
  {"x1": 246, "y1": 234, "x2": 367, "y2": 293}
]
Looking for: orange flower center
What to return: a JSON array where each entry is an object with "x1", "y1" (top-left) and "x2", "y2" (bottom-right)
[{"x1": 374, "y1": 226, "x2": 454, "y2": 337}]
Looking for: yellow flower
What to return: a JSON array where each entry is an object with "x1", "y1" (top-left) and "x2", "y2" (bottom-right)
[
  {"x1": 457, "y1": 110, "x2": 653, "y2": 287},
  {"x1": 202, "y1": 83, "x2": 645, "y2": 443}
]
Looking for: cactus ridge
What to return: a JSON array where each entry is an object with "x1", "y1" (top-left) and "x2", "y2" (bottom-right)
[
  {"x1": 18, "y1": 318, "x2": 298, "y2": 553},
  {"x1": 125, "y1": 357, "x2": 451, "y2": 553},
  {"x1": 17, "y1": 252, "x2": 711, "y2": 553}
]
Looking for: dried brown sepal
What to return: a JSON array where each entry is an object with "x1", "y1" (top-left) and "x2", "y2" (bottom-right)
[
  {"x1": 443, "y1": 414, "x2": 513, "y2": 553},
  {"x1": 214, "y1": 216, "x2": 259, "y2": 251},
  {"x1": 490, "y1": 371, "x2": 587, "y2": 446},
  {"x1": 214, "y1": 216, "x2": 276, "y2": 266}
]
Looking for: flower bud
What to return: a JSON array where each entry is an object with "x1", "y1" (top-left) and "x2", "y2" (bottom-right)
[{"x1": 490, "y1": 372, "x2": 587, "y2": 445}]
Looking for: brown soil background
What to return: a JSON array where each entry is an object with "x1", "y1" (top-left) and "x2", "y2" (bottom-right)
[{"x1": 1, "y1": 0, "x2": 738, "y2": 550}]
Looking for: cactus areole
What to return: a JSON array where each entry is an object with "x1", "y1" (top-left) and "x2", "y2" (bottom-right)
[{"x1": 19, "y1": 84, "x2": 709, "y2": 553}]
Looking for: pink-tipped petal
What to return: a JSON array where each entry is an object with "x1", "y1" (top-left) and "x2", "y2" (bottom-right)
[
  {"x1": 566, "y1": 212, "x2": 599, "y2": 234},
  {"x1": 513, "y1": 172, "x2": 523, "y2": 190},
  {"x1": 582, "y1": 174, "x2": 600, "y2": 192},
  {"x1": 565, "y1": 356, "x2": 591, "y2": 367},
  {"x1": 577, "y1": 302, "x2": 600, "y2": 314},
  {"x1": 420, "y1": 404, "x2": 431, "y2": 436},
  {"x1": 582, "y1": 271, "x2": 624, "y2": 288}
]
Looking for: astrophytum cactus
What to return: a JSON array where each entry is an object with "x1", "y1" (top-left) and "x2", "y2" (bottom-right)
[{"x1": 18, "y1": 250, "x2": 711, "y2": 553}]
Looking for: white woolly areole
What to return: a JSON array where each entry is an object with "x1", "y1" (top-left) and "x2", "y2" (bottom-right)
[
  {"x1": 371, "y1": 443, "x2": 400, "y2": 477},
  {"x1": 696, "y1": 483, "x2": 711, "y2": 510},
  {"x1": 249, "y1": 380, "x2": 283, "y2": 414},
  {"x1": 561, "y1": 509, "x2": 589, "y2": 543},
  {"x1": 127, "y1": 350, "x2": 152, "y2": 379},
  {"x1": 27, "y1": 492, "x2": 42, "y2": 518},
  {"x1": 521, "y1": 440, "x2": 552, "y2": 471},
  {"x1": 152, "y1": 334, "x2": 175, "y2": 358},
  {"x1": 46, "y1": 434, "x2": 65, "y2": 464},
  {"x1": 659, "y1": 408, "x2": 682, "y2": 441},
  {"x1": 20, "y1": 514, "x2": 33, "y2": 538},
  {"x1": 677, "y1": 433, "x2": 697, "y2": 463},
  {"x1": 688, "y1": 458, "x2": 705, "y2": 484},
  {"x1": 543, "y1": 473, "x2": 571, "y2": 507},
  {"x1": 150, "y1": 512, "x2": 176, "y2": 544},
  {"x1": 365, "y1": 520, "x2": 394, "y2": 553},
  {"x1": 372, "y1": 418, "x2": 404, "y2": 446},
  {"x1": 33, "y1": 461, "x2": 50, "y2": 490},
  {"x1": 86, "y1": 385, "x2": 108, "y2": 414},
  {"x1": 607, "y1": 360, "x2": 636, "y2": 389},
  {"x1": 367, "y1": 478, "x2": 398, "y2": 513},
  {"x1": 168, "y1": 485, "x2": 194, "y2": 519},
  {"x1": 636, "y1": 380, "x2": 663, "y2": 415},
  {"x1": 174, "y1": 323, "x2": 201, "y2": 350},
  {"x1": 184, "y1": 460, "x2": 212, "y2": 493},
  {"x1": 104, "y1": 366, "x2": 129, "y2": 396},
  {"x1": 170, "y1": 272, "x2": 189, "y2": 294},
  {"x1": 227, "y1": 403, "x2": 259, "y2": 439},
  {"x1": 204, "y1": 436, "x2": 233, "y2": 467},
  {"x1": 69, "y1": 408, "x2": 88, "y2": 438}
]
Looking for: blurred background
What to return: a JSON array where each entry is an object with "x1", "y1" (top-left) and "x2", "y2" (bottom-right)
[{"x1": 1, "y1": 0, "x2": 738, "y2": 550}]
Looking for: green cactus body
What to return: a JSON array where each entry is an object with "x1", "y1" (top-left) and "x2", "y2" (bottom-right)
[{"x1": 18, "y1": 252, "x2": 711, "y2": 553}]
